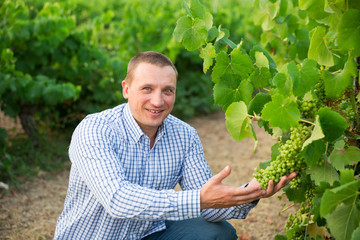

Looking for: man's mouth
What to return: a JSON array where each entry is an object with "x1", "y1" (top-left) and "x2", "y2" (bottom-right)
[{"x1": 148, "y1": 109, "x2": 163, "y2": 113}]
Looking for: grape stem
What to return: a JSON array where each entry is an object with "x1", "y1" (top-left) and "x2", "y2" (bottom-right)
[
  {"x1": 281, "y1": 202, "x2": 295, "y2": 212},
  {"x1": 299, "y1": 119, "x2": 315, "y2": 125},
  {"x1": 304, "y1": 204, "x2": 312, "y2": 240}
]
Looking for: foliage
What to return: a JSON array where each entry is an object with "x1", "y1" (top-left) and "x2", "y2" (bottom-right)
[{"x1": 174, "y1": 0, "x2": 360, "y2": 239}]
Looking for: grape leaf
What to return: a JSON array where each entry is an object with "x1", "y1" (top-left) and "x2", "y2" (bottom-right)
[
  {"x1": 199, "y1": 43, "x2": 216, "y2": 73},
  {"x1": 249, "y1": 45, "x2": 277, "y2": 76},
  {"x1": 302, "y1": 115, "x2": 324, "y2": 149},
  {"x1": 307, "y1": 162, "x2": 339, "y2": 186},
  {"x1": 247, "y1": 92, "x2": 271, "y2": 115},
  {"x1": 261, "y1": 94, "x2": 300, "y2": 130},
  {"x1": 325, "y1": 203, "x2": 360, "y2": 240},
  {"x1": 213, "y1": 76, "x2": 253, "y2": 111},
  {"x1": 211, "y1": 51, "x2": 229, "y2": 83},
  {"x1": 340, "y1": 169, "x2": 356, "y2": 185},
  {"x1": 255, "y1": 51, "x2": 269, "y2": 69},
  {"x1": 320, "y1": 180, "x2": 359, "y2": 216},
  {"x1": 250, "y1": 67, "x2": 271, "y2": 89},
  {"x1": 225, "y1": 101, "x2": 256, "y2": 143},
  {"x1": 272, "y1": 72, "x2": 292, "y2": 96},
  {"x1": 308, "y1": 26, "x2": 334, "y2": 67},
  {"x1": 322, "y1": 55, "x2": 357, "y2": 99},
  {"x1": 352, "y1": 226, "x2": 360, "y2": 240},
  {"x1": 173, "y1": 16, "x2": 207, "y2": 51},
  {"x1": 302, "y1": 140, "x2": 326, "y2": 167},
  {"x1": 317, "y1": 107, "x2": 348, "y2": 142},
  {"x1": 189, "y1": 0, "x2": 205, "y2": 19},
  {"x1": 204, "y1": 12, "x2": 213, "y2": 30},
  {"x1": 211, "y1": 49, "x2": 254, "y2": 83},
  {"x1": 307, "y1": 223, "x2": 331, "y2": 240},
  {"x1": 230, "y1": 48, "x2": 254, "y2": 79},
  {"x1": 337, "y1": 9, "x2": 360, "y2": 57},
  {"x1": 330, "y1": 146, "x2": 360, "y2": 170},
  {"x1": 299, "y1": 0, "x2": 329, "y2": 20}
]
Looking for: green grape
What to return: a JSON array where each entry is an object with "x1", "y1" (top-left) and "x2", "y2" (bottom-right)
[
  {"x1": 314, "y1": 79, "x2": 327, "y2": 104},
  {"x1": 253, "y1": 124, "x2": 311, "y2": 189},
  {"x1": 298, "y1": 99, "x2": 317, "y2": 119},
  {"x1": 285, "y1": 187, "x2": 315, "y2": 239}
]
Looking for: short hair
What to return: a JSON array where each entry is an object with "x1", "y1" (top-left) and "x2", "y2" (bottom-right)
[{"x1": 124, "y1": 51, "x2": 178, "y2": 84}]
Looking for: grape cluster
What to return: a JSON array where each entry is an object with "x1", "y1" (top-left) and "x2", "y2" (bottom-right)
[
  {"x1": 285, "y1": 188, "x2": 315, "y2": 239},
  {"x1": 253, "y1": 124, "x2": 311, "y2": 189},
  {"x1": 298, "y1": 99, "x2": 317, "y2": 119},
  {"x1": 314, "y1": 80, "x2": 326, "y2": 103},
  {"x1": 339, "y1": 99, "x2": 355, "y2": 122}
]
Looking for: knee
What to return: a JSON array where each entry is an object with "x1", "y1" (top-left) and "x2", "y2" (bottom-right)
[{"x1": 184, "y1": 218, "x2": 237, "y2": 240}]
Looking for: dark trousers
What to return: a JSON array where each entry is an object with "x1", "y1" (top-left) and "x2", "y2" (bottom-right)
[{"x1": 143, "y1": 217, "x2": 238, "y2": 240}]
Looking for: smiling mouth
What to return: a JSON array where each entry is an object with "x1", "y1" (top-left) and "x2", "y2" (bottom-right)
[{"x1": 148, "y1": 109, "x2": 163, "y2": 113}]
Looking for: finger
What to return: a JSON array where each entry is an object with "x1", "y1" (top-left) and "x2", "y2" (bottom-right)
[
  {"x1": 211, "y1": 166, "x2": 231, "y2": 184},
  {"x1": 265, "y1": 180, "x2": 275, "y2": 195}
]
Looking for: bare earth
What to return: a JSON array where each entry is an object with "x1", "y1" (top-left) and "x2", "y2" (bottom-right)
[{"x1": 0, "y1": 111, "x2": 296, "y2": 240}]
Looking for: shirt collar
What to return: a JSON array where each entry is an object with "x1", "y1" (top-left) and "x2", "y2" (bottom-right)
[{"x1": 123, "y1": 103, "x2": 166, "y2": 143}]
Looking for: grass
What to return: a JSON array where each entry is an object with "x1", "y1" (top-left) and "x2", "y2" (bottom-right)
[{"x1": 1, "y1": 130, "x2": 72, "y2": 189}]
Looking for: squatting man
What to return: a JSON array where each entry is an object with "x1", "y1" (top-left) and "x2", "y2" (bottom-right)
[{"x1": 54, "y1": 51, "x2": 296, "y2": 239}]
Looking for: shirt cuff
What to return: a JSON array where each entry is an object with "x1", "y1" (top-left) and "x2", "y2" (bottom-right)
[{"x1": 177, "y1": 190, "x2": 201, "y2": 220}]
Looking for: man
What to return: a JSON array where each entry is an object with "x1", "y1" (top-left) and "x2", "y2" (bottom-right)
[{"x1": 54, "y1": 51, "x2": 296, "y2": 239}]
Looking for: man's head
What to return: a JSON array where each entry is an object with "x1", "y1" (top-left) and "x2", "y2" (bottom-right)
[
  {"x1": 124, "y1": 51, "x2": 178, "y2": 84},
  {"x1": 122, "y1": 51, "x2": 177, "y2": 138}
]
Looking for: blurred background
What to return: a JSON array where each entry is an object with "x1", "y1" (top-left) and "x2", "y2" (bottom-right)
[{"x1": 0, "y1": 0, "x2": 260, "y2": 186}]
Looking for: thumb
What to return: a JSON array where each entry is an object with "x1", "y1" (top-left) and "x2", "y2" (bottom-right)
[{"x1": 212, "y1": 166, "x2": 231, "y2": 183}]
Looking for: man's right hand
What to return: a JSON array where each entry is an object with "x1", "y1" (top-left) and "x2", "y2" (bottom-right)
[{"x1": 200, "y1": 166, "x2": 266, "y2": 210}]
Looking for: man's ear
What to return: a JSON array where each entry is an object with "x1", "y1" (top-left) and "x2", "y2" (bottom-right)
[{"x1": 122, "y1": 80, "x2": 129, "y2": 99}]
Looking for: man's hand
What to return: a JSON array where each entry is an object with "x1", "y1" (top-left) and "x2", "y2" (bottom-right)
[
  {"x1": 247, "y1": 171, "x2": 297, "y2": 198},
  {"x1": 200, "y1": 166, "x2": 297, "y2": 210}
]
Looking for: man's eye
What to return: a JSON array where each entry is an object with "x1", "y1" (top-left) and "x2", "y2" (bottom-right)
[
  {"x1": 164, "y1": 89, "x2": 173, "y2": 93},
  {"x1": 143, "y1": 87, "x2": 151, "y2": 91}
]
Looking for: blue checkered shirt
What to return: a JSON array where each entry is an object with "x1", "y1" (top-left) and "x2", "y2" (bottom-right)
[{"x1": 54, "y1": 103, "x2": 256, "y2": 239}]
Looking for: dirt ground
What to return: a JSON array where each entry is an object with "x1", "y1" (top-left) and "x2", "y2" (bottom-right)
[{"x1": 0, "y1": 111, "x2": 296, "y2": 240}]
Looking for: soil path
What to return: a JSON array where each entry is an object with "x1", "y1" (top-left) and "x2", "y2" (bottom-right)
[{"x1": 0, "y1": 111, "x2": 296, "y2": 240}]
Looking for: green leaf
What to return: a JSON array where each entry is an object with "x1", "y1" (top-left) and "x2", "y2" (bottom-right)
[
  {"x1": 248, "y1": 92, "x2": 271, "y2": 115},
  {"x1": 320, "y1": 180, "x2": 359, "y2": 216},
  {"x1": 272, "y1": 72, "x2": 292, "y2": 96},
  {"x1": 330, "y1": 146, "x2": 360, "y2": 170},
  {"x1": 302, "y1": 140, "x2": 326, "y2": 167},
  {"x1": 287, "y1": 59, "x2": 320, "y2": 97},
  {"x1": 299, "y1": 0, "x2": 329, "y2": 20},
  {"x1": 211, "y1": 51, "x2": 229, "y2": 83},
  {"x1": 204, "y1": 12, "x2": 213, "y2": 30},
  {"x1": 352, "y1": 226, "x2": 360, "y2": 240},
  {"x1": 326, "y1": 203, "x2": 360, "y2": 240},
  {"x1": 225, "y1": 101, "x2": 256, "y2": 143},
  {"x1": 317, "y1": 107, "x2": 348, "y2": 142},
  {"x1": 213, "y1": 77, "x2": 253, "y2": 111},
  {"x1": 211, "y1": 49, "x2": 254, "y2": 83},
  {"x1": 189, "y1": 0, "x2": 205, "y2": 19},
  {"x1": 255, "y1": 52, "x2": 269, "y2": 69},
  {"x1": 230, "y1": 48, "x2": 254, "y2": 79},
  {"x1": 340, "y1": 169, "x2": 356, "y2": 185},
  {"x1": 250, "y1": 67, "x2": 271, "y2": 89},
  {"x1": 322, "y1": 56, "x2": 357, "y2": 99},
  {"x1": 199, "y1": 43, "x2": 216, "y2": 73},
  {"x1": 261, "y1": 94, "x2": 300, "y2": 130},
  {"x1": 307, "y1": 162, "x2": 339, "y2": 186},
  {"x1": 308, "y1": 26, "x2": 334, "y2": 67},
  {"x1": 249, "y1": 45, "x2": 277, "y2": 76},
  {"x1": 303, "y1": 115, "x2": 325, "y2": 149},
  {"x1": 173, "y1": 16, "x2": 207, "y2": 51},
  {"x1": 337, "y1": 9, "x2": 360, "y2": 57}
]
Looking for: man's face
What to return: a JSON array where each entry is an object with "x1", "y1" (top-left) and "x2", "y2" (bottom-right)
[{"x1": 122, "y1": 62, "x2": 176, "y2": 136}]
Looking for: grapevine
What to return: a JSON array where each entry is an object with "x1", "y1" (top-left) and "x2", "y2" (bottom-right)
[{"x1": 174, "y1": 0, "x2": 360, "y2": 239}]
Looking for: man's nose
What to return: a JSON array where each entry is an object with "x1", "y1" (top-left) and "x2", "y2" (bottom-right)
[{"x1": 150, "y1": 91, "x2": 164, "y2": 106}]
